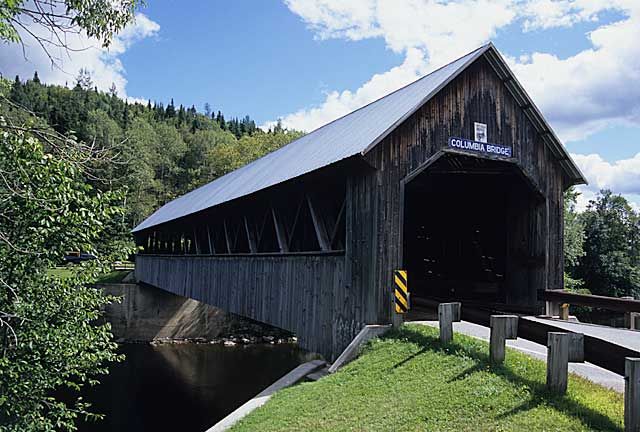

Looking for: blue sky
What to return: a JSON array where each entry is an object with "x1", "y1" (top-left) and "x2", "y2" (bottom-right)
[
  {"x1": 119, "y1": 1, "x2": 403, "y2": 123},
  {"x1": 2, "y1": 0, "x2": 640, "y2": 210}
]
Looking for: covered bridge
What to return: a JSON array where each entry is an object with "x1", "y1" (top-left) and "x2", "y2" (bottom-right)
[{"x1": 133, "y1": 43, "x2": 586, "y2": 360}]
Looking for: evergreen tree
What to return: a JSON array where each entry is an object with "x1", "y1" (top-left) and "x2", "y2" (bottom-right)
[
  {"x1": 74, "y1": 68, "x2": 94, "y2": 90},
  {"x1": 177, "y1": 104, "x2": 186, "y2": 124},
  {"x1": 165, "y1": 98, "x2": 176, "y2": 118}
]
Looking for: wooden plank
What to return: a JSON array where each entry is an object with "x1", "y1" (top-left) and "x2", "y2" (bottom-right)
[
  {"x1": 307, "y1": 195, "x2": 330, "y2": 251},
  {"x1": 244, "y1": 216, "x2": 257, "y2": 253},
  {"x1": 329, "y1": 198, "x2": 345, "y2": 245},
  {"x1": 193, "y1": 228, "x2": 200, "y2": 255},
  {"x1": 207, "y1": 225, "x2": 215, "y2": 254},
  {"x1": 223, "y1": 219, "x2": 232, "y2": 253},
  {"x1": 271, "y1": 207, "x2": 289, "y2": 253}
]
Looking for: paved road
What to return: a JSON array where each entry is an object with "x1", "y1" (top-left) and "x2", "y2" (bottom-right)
[{"x1": 415, "y1": 320, "x2": 625, "y2": 393}]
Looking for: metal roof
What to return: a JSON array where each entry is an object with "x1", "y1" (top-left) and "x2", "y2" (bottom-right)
[{"x1": 133, "y1": 43, "x2": 585, "y2": 233}]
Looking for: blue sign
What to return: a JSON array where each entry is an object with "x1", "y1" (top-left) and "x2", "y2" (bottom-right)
[{"x1": 448, "y1": 137, "x2": 512, "y2": 158}]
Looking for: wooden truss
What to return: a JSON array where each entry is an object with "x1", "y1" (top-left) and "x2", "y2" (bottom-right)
[{"x1": 143, "y1": 189, "x2": 346, "y2": 255}]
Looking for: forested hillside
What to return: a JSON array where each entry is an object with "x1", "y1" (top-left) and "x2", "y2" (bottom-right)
[{"x1": 4, "y1": 71, "x2": 303, "y2": 227}]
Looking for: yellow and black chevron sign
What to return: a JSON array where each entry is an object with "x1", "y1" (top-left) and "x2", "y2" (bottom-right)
[{"x1": 394, "y1": 270, "x2": 409, "y2": 314}]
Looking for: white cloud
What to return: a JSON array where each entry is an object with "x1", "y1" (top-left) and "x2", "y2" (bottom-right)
[
  {"x1": 0, "y1": 13, "x2": 159, "y2": 100},
  {"x1": 572, "y1": 152, "x2": 640, "y2": 211},
  {"x1": 508, "y1": 4, "x2": 640, "y2": 142},
  {"x1": 276, "y1": 0, "x2": 640, "y2": 148},
  {"x1": 274, "y1": 0, "x2": 517, "y2": 132}
]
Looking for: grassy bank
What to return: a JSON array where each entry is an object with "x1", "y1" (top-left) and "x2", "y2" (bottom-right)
[
  {"x1": 231, "y1": 324, "x2": 623, "y2": 431},
  {"x1": 48, "y1": 267, "x2": 130, "y2": 283}
]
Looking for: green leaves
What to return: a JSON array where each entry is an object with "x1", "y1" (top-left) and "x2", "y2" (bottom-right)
[
  {"x1": 0, "y1": 1, "x2": 142, "y2": 48},
  {"x1": 578, "y1": 190, "x2": 640, "y2": 298},
  {"x1": 0, "y1": 126, "x2": 132, "y2": 431}
]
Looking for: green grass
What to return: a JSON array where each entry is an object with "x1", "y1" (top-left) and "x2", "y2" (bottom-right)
[
  {"x1": 48, "y1": 266, "x2": 74, "y2": 279},
  {"x1": 94, "y1": 270, "x2": 130, "y2": 283},
  {"x1": 48, "y1": 267, "x2": 130, "y2": 283},
  {"x1": 231, "y1": 324, "x2": 623, "y2": 432}
]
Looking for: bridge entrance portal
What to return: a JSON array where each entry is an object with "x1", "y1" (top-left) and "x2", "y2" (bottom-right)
[{"x1": 403, "y1": 152, "x2": 543, "y2": 311}]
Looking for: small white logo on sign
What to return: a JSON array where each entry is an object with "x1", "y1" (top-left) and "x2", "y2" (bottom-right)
[{"x1": 474, "y1": 122, "x2": 487, "y2": 143}]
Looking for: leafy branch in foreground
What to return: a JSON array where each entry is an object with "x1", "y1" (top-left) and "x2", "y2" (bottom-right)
[
  {"x1": 1, "y1": 0, "x2": 141, "y2": 66},
  {"x1": 0, "y1": 112, "x2": 133, "y2": 431}
]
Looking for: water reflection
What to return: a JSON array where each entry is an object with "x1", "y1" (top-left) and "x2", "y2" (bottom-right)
[{"x1": 79, "y1": 343, "x2": 309, "y2": 432}]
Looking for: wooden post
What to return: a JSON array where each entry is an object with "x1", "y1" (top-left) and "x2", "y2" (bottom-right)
[
  {"x1": 271, "y1": 207, "x2": 289, "y2": 253},
  {"x1": 391, "y1": 296, "x2": 403, "y2": 329},
  {"x1": 623, "y1": 297, "x2": 638, "y2": 330},
  {"x1": 307, "y1": 195, "x2": 330, "y2": 251},
  {"x1": 626, "y1": 358, "x2": 640, "y2": 432},
  {"x1": 489, "y1": 315, "x2": 518, "y2": 364},
  {"x1": 206, "y1": 225, "x2": 214, "y2": 254},
  {"x1": 193, "y1": 228, "x2": 200, "y2": 255},
  {"x1": 545, "y1": 300, "x2": 560, "y2": 317},
  {"x1": 244, "y1": 217, "x2": 257, "y2": 253},
  {"x1": 547, "y1": 332, "x2": 569, "y2": 394},
  {"x1": 438, "y1": 302, "x2": 461, "y2": 343},
  {"x1": 567, "y1": 333, "x2": 585, "y2": 363}
]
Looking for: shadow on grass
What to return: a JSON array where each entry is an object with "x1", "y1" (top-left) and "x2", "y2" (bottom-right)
[{"x1": 384, "y1": 326, "x2": 621, "y2": 431}]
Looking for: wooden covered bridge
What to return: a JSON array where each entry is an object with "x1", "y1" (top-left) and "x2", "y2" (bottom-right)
[{"x1": 133, "y1": 43, "x2": 586, "y2": 360}]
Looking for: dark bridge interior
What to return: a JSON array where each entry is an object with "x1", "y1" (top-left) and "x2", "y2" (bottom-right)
[{"x1": 403, "y1": 153, "x2": 541, "y2": 309}]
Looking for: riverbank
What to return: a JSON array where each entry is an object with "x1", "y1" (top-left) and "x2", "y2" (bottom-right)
[{"x1": 230, "y1": 324, "x2": 623, "y2": 431}]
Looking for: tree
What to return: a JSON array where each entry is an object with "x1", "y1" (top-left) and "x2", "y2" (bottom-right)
[
  {"x1": 0, "y1": 2, "x2": 140, "y2": 429},
  {"x1": 75, "y1": 68, "x2": 94, "y2": 91},
  {"x1": 122, "y1": 116, "x2": 160, "y2": 225},
  {"x1": 579, "y1": 190, "x2": 640, "y2": 298},
  {"x1": 0, "y1": 120, "x2": 132, "y2": 430},
  {"x1": 165, "y1": 98, "x2": 176, "y2": 118},
  {"x1": 563, "y1": 188, "x2": 585, "y2": 291}
]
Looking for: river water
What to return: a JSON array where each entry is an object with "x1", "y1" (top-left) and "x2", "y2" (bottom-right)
[{"x1": 77, "y1": 343, "x2": 310, "y2": 432}]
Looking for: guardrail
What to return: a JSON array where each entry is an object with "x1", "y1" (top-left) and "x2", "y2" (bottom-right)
[{"x1": 542, "y1": 290, "x2": 640, "y2": 329}]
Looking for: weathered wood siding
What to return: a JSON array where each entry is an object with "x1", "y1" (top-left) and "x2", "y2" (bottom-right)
[
  {"x1": 135, "y1": 55, "x2": 568, "y2": 358},
  {"x1": 135, "y1": 254, "x2": 356, "y2": 360},
  {"x1": 347, "y1": 56, "x2": 567, "y2": 323}
]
